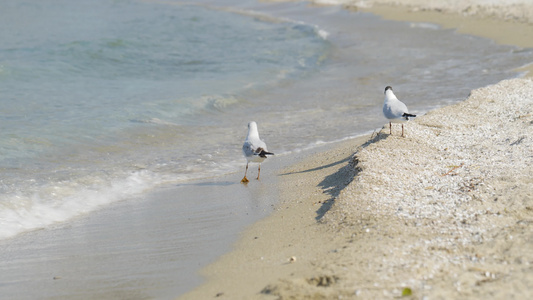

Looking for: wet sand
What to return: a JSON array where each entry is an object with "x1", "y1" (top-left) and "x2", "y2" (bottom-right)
[
  {"x1": 0, "y1": 155, "x2": 288, "y2": 299},
  {"x1": 180, "y1": 1, "x2": 533, "y2": 299}
]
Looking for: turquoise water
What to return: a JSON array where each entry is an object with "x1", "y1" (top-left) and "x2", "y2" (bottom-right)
[
  {"x1": 0, "y1": 0, "x2": 326, "y2": 160},
  {"x1": 1, "y1": 0, "x2": 532, "y2": 240},
  {"x1": 0, "y1": 0, "x2": 329, "y2": 238}
]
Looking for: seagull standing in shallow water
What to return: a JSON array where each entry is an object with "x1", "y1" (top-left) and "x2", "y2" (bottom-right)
[
  {"x1": 241, "y1": 121, "x2": 274, "y2": 183},
  {"x1": 382, "y1": 86, "x2": 416, "y2": 137}
]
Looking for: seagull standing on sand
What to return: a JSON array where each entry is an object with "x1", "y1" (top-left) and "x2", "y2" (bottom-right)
[
  {"x1": 241, "y1": 121, "x2": 274, "y2": 183},
  {"x1": 382, "y1": 86, "x2": 416, "y2": 137}
]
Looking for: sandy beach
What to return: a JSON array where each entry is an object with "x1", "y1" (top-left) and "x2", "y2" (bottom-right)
[{"x1": 180, "y1": 1, "x2": 533, "y2": 299}]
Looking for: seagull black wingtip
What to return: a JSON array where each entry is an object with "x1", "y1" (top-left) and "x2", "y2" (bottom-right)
[
  {"x1": 402, "y1": 113, "x2": 416, "y2": 117},
  {"x1": 402, "y1": 113, "x2": 417, "y2": 120},
  {"x1": 258, "y1": 150, "x2": 274, "y2": 158}
]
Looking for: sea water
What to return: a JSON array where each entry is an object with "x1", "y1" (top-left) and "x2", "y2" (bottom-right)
[
  {"x1": 0, "y1": 0, "x2": 329, "y2": 239},
  {"x1": 1, "y1": 0, "x2": 532, "y2": 240}
]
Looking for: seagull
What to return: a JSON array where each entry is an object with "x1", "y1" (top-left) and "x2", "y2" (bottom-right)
[
  {"x1": 383, "y1": 86, "x2": 416, "y2": 137},
  {"x1": 241, "y1": 121, "x2": 274, "y2": 183}
]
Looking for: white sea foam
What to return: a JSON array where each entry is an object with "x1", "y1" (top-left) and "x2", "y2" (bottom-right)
[
  {"x1": 317, "y1": 28, "x2": 330, "y2": 40},
  {"x1": 0, "y1": 171, "x2": 160, "y2": 240},
  {"x1": 409, "y1": 22, "x2": 441, "y2": 30}
]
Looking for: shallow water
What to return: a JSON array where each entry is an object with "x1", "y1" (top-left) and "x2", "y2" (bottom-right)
[
  {"x1": 0, "y1": 170, "x2": 282, "y2": 299},
  {"x1": 1, "y1": 0, "x2": 533, "y2": 298},
  {"x1": 0, "y1": 0, "x2": 329, "y2": 239},
  {"x1": 1, "y1": 0, "x2": 532, "y2": 240}
]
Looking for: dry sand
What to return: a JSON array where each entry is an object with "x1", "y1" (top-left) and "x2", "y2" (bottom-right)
[
  {"x1": 180, "y1": 1, "x2": 533, "y2": 299},
  {"x1": 316, "y1": 0, "x2": 533, "y2": 24},
  {"x1": 320, "y1": 78, "x2": 533, "y2": 299}
]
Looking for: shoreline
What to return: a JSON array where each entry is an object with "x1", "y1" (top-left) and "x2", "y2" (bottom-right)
[
  {"x1": 360, "y1": 3, "x2": 533, "y2": 77},
  {"x1": 179, "y1": 1, "x2": 533, "y2": 299},
  {"x1": 180, "y1": 135, "x2": 370, "y2": 299},
  {"x1": 362, "y1": 3, "x2": 533, "y2": 49}
]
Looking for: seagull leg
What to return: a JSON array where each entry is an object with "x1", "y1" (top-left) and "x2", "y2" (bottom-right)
[
  {"x1": 389, "y1": 122, "x2": 392, "y2": 135},
  {"x1": 257, "y1": 164, "x2": 261, "y2": 180},
  {"x1": 241, "y1": 163, "x2": 249, "y2": 183},
  {"x1": 401, "y1": 124, "x2": 405, "y2": 137}
]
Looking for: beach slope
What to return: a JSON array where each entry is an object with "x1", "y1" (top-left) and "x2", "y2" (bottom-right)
[
  {"x1": 319, "y1": 78, "x2": 533, "y2": 299},
  {"x1": 180, "y1": 78, "x2": 533, "y2": 299}
]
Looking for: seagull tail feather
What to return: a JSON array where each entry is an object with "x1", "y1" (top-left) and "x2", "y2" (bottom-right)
[
  {"x1": 402, "y1": 113, "x2": 417, "y2": 120},
  {"x1": 256, "y1": 148, "x2": 274, "y2": 158}
]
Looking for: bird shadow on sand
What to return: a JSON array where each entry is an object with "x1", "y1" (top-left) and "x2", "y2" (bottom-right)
[
  {"x1": 315, "y1": 132, "x2": 390, "y2": 220},
  {"x1": 281, "y1": 131, "x2": 388, "y2": 221},
  {"x1": 314, "y1": 156, "x2": 360, "y2": 221},
  {"x1": 279, "y1": 156, "x2": 353, "y2": 177}
]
